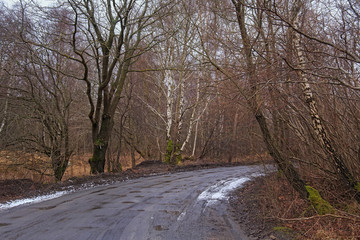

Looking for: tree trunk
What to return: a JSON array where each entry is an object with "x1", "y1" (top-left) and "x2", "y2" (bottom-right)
[
  {"x1": 232, "y1": 0, "x2": 309, "y2": 200},
  {"x1": 89, "y1": 143, "x2": 108, "y2": 174},
  {"x1": 131, "y1": 146, "x2": 136, "y2": 169},
  {"x1": 52, "y1": 149, "x2": 70, "y2": 182},
  {"x1": 255, "y1": 110, "x2": 308, "y2": 199},
  {"x1": 291, "y1": 0, "x2": 360, "y2": 202},
  {"x1": 90, "y1": 115, "x2": 113, "y2": 174}
]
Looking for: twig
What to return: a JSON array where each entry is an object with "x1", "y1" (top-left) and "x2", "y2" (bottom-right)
[{"x1": 276, "y1": 213, "x2": 360, "y2": 222}]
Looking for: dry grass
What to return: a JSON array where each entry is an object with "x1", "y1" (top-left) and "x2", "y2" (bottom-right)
[
  {"x1": 254, "y1": 173, "x2": 360, "y2": 239},
  {"x1": 0, "y1": 150, "x2": 271, "y2": 183},
  {"x1": 0, "y1": 150, "x2": 144, "y2": 183}
]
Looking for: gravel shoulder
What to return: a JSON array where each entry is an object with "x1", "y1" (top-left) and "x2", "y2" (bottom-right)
[{"x1": 228, "y1": 176, "x2": 293, "y2": 240}]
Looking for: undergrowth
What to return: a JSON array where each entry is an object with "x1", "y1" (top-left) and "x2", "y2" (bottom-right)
[{"x1": 250, "y1": 172, "x2": 360, "y2": 239}]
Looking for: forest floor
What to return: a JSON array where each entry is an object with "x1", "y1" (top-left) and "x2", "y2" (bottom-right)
[
  {"x1": 230, "y1": 174, "x2": 360, "y2": 240},
  {"x1": 1, "y1": 160, "x2": 360, "y2": 239}
]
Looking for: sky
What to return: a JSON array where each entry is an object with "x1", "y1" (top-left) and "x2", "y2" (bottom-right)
[{"x1": 2, "y1": 0, "x2": 55, "y2": 7}]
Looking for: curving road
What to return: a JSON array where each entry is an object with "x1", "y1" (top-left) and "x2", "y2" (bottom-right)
[{"x1": 0, "y1": 165, "x2": 267, "y2": 240}]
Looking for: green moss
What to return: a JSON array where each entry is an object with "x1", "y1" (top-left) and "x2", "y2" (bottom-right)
[
  {"x1": 355, "y1": 182, "x2": 360, "y2": 192},
  {"x1": 165, "y1": 140, "x2": 173, "y2": 164},
  {"x1": 273, "y1": 226, "x2": 293, "y2": 234},
  {"x1": 306, "y1": 186, "x2": 335, "y2": 215},
  {"x1": 176, "y1": 152, "x2": 182, "y2": 164},
  {"x1": 174, "y1": 143, "x2": 182, "y2": 165},
  {"x1": 95, "y1": 139, "x2": 104, "y2": 147},
  {"x1": 277, "y1": 169, "x2": 284, "y2": 178}
]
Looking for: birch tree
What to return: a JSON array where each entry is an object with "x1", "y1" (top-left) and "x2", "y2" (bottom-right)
[
  {"x1": 197, "y1": 0, "x2": 309, "y2": 198},
  {"x1": 290, "y1": 0, "x2": 360, "y2": 202},
  {"x1": 139, "y1": 0, "x2": 211, "y2": 164}
]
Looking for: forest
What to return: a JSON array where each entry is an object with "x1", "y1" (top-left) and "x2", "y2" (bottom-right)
[{"x1": 1, "y1": 0, "x2": 360, "y2": 235}]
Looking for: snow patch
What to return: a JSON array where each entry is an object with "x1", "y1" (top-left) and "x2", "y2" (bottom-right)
[
  {"x1": 177, "y1": 210, "x2": 187, "y2": 221},
  {"x1": 0, "y1": 190, "x2": 73, "y2": 211},
  {"x1": 198, "y1": 177, "x2": 250, "y2": 203},
  {"x1": 250, "y1": 172, "x2": 265, "y2": 178}
]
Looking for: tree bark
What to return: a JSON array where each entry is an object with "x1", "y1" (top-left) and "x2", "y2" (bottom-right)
[
  {"x1": 90, "y1": 114, "x2": 113, "y2": 174},
  {"x1": 291, "y1": 0, "x2": 360, "y2": 202},
  {"x1": 232, "y1": 0, "x2": 309, "y2": 199}
]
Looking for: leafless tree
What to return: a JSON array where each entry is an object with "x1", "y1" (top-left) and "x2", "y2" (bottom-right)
[{"x1": 67, "y1": 0, "x2": 170, "y2": 173}]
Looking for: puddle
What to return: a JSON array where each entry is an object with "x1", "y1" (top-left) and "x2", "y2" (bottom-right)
[
  {"x1": 160, "y1": 210, "x2": 180, "y2": 216},
  {"x1": 90, "y1": 205, "x2": 102, "y2": 210},
  {"x1": 55, "y1": 217, "x2": 69, "y2": 223},
  {"x1": 122, "y1": 201, "x2": 135, "y2": 204},
  {"x1": 129, "y1": 191, "x2": 141, "y2": 193},
  {"x1": 77, "y1": 226, "x2": 94, "y2": 230},
  {"x1": 38, "y1": 205, "x2": 57, "y2": 210},
  {"x1": 111, "y1": 194, "x2": 127, "y2": 198},
  {"x1": 154, "y1": 225, "x2": 168, "y2": 231},
  {"x1": 135, "y1": 195, "x2": 144, "y2": 198},
  {"x1": 91, "y1": 189, "x2": 105, "y2": 194},
  {"x1": 0, "y1": 223, "x2": 11, "y2": 227}
]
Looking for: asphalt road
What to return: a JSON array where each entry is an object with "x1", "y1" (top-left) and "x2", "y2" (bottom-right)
[{"x1": 0, "y1": 165, "x2": 267, "y2": 240}]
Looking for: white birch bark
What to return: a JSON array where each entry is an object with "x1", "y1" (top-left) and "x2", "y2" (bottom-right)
[
  {"x1": 292, "y1": 0, "x2": 360, "y2": 199},
  {"x1": 181, "y1": 78, "x2": 199, "y2": 152},
  {"x1": 292, "y1": 0, "x2": 338, "y2": 155},
  {"x1": 176, "y1": 74, "x2": 185, "y2": 144},
  {"x1": 191, "y1": 119, "x2": 199, "y2": 157},
  {"x1": 0, "y1": 91, "x2": 9, "y2": 134},
  {"x1": 165, "y1": 70, "x2": 174, "y2": 140}
]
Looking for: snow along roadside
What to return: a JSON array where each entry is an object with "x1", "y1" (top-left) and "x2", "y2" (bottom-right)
[
  {"x1": 197, "y1": 172, "x2": 264, "y2": 206},
  {"x1": 0, "y1": 190, "x2": 73, "y2": 210},
  {"x1": 0, "y1": 182, "x2": 101, "y2": 211}
]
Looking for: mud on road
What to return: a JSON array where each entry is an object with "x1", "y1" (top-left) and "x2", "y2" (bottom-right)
[{"x1": 0, "y1": 165, "x2": 271, "y2": 240}]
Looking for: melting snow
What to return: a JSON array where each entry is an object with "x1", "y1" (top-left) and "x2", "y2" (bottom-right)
[
  {"x1": 177, "y1": 210, "x2": 187, "y2": 221},
  {"x1": 198, "y1": 177, "x2": 251, "y2": 203},
  {"x1": 0, "y1": 190, "x2": 73, "y2": 211},
  {"x1": 197, "y1": 171, "x2": 266, "y2": 207}
]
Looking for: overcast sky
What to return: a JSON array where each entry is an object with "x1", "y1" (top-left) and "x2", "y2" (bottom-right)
[{"x1": 2, "y1": 0, "x2": 55, "y2": 7}]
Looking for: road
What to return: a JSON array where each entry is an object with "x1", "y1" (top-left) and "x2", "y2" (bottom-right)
[{"x1": 0, "y1": 165, "x2": 267, "y2": 240}]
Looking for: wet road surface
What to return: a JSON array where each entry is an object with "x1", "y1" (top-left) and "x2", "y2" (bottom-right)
[{"x1": 0, "y1": 165, "x2": 267, "y2": 240}]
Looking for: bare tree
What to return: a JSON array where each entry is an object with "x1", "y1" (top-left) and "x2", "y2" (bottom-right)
[
  {"x1": 68, "y1": 0, "x2": 168, "y2": 173},
  {"x1": 290, "y1": 0, "x2": 360, "y2": 202}
]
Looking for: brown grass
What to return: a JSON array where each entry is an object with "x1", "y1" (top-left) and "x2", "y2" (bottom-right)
[
  {"x1": 252, "y1": 173, "x2": 360, "y2": 239},
  {"x1": 0, "y1": 151, "x2": 144, "y2": 183},
  {"x1": 0, "y1": 150, "x2": 271, "y2": 183}
]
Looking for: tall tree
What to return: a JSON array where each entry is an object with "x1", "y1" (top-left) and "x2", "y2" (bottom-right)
[
  {"x1": 290, "y1": 0, "x2": 360, "y2": 202},
  {"x1": 68, "y1": 0, "x2": 166, "y2": 173}
]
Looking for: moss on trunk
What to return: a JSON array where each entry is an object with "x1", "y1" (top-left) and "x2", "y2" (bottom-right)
[
  {"x1": 165, "y1": 139, "x2": 173, "y2": 164},
  {"x1": 306, "y1": 186, "x2": 335, "y2": 215},
  {"x1": 355, "y1": 183, "x2": 360, "y2": 192},
  {"x1": 89, "y1": 140, "x2": 107, "y2": 174}
]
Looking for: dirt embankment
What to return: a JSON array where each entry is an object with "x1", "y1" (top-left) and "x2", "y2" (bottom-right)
[{"x1": 229, "y1": 174, "x2": 360, "y2": 240}]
